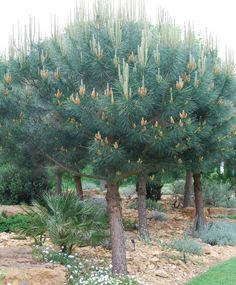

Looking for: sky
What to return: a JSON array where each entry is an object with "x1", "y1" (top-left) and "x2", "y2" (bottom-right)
[{"x1": 0, "y1": 0, "x2": 235, "y2": 59}]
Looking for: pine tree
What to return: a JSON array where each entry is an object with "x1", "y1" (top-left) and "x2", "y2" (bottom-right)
[{"x1": 2, "y1": 0, "x2": 236, "y2": 274}]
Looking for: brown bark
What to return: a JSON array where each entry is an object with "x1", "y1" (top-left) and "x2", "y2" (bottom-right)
[
  {"x1": 183, "y1": 171, "x2": 192, "y2": 208},
  {"x1": 192, "y1": 173, "x2": 206, "y2": 233},
  {"x1": 74, "y1": 176, "x2": 83, "y2": 200},
  {"x1": 55, "y1": 168, "x2": 63, "y2": 194},
  {"x1": 106, "y1": 182, "x2": 127, "y2": 275},
  {"x1": 138, "y1": 176, "x2": 149, "y2": 240}
]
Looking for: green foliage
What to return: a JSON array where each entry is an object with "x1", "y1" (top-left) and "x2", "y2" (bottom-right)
[
  {"x1": 170, "y1": 237, "x2": 202, "y2": 262},
  {"x1": 128, "y1": 199, "x2": 165, "y2": 211},
  {"x1": 123, "y1": 218, "x2": 138, "y2": 231},
  {"x1": 0, "y1": 213, "x2": 30, "y2": 233},
  {"x1": 200, "y1": 221, "x2": 236, "y2": 246},
  {"x1": 19, "y1": 193, "x2": 109, "y2": 253},
  {"x1": 18, "y1": 204, "x2": 48, "y2": 245},
  {"x1": 202, "y1": 180, "x2": 233, "y2": 207},
  {"x1": 146, "y1": 180, "x2": 163, "y2": 201},
  {"x1": 34, "y1": 247, "x2": 140, "y2": 285},
  {"x1": 186, "y1": 257, "x2": 236, "y2": 285},
  {"x1": 0, "y1": 163, "x2": 49, "y2": 205}
]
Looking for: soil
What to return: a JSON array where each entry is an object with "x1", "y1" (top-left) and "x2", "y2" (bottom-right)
[{"x1": 1, "y1": 192, "x2": 236, "y2": 285}]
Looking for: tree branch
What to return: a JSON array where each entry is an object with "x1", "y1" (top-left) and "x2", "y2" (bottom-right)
[{"x1": 44, "y1": 154, "x2": 107, "y2": 181}]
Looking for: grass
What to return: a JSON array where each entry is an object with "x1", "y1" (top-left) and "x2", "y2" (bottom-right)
[{"x1": 186, "y1": 257, "x2": 236, "y2": 285}]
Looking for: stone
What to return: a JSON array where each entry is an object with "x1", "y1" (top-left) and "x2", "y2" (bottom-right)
[
  {"x1": 155, "y1": 269, "x2": 169, "y2": 278},
  {"x1": 151, "y1": 257, "x2": 159, "y2": 263},
  {"x1": 0, "y1": 246, "x2": 67, "y2": 285},
  {"x1": 152, "y1": 250, "x2": 160, "y2": 256}
]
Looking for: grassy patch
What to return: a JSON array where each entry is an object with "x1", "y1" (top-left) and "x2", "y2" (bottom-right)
[{"x1": 186, "y1": 257, "x2": 236, "y2": 285}]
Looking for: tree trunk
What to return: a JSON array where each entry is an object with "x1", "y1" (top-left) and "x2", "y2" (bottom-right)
[
  {"x1": 55, "y1": 168, "x2": 63, "y2": 194},
  {"x1": 183, "y1": 171, "x2": 192, "y2": 208},
  {"x1": 234, "y1": 166, "x2": 236, "y2": 197},
  {"x1": 137, "y1": 176, "x2": 149, "y2": 240},
  {"x1": 192, "y1": 173, "x2": 206, "y2": 233},
  {"x1": 74, "y1": 176, "x2": 83, "y2": 200},
  {"x1": 106, "y1": 182, "x2": 127, "y2": 275}
]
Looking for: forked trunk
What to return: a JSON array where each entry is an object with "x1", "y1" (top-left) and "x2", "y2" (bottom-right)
[
  {"x1": 192, "y1": 173, "x2": 206, "y2": 233},
  {"x1": 106, "y1": 182, "x2": 127, "y2": 275},
  {"x1": 138, "y1": 176, "x2": 149, "y2": 240},
  {"x1": 74, "y1": 176, "x2": 83, "y2": 200},
  {"x1": 55, "y1": 168, "x2": 63, "y2": 194},
  {"x1": 183, "y1": 171, "x2": 192, "y2": 208}
]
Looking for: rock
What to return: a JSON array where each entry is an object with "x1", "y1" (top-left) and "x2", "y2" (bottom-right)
[
  {"x1": 151, "y1": 257, "x2": 159, "y2": 263},
  {"x1": 148, "y1": 264, "x2": 155, "y2": 270},
  {"x1": 152, "y1": 250, "x2": 160, "y2": 256},
  {"x1": 155, "y1": 269, "x2": 169, "y2": 278},
  {"x1": 3, "y1": 266, "x2": 67, "y2": 285},
  {"x1": 0, "y1": 246, "x2": 67, "y2": 285}
]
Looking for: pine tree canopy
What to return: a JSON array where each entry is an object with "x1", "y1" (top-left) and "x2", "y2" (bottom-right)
[{"x1": 0, "y1": 0, "x2": 236, "y2": 181}]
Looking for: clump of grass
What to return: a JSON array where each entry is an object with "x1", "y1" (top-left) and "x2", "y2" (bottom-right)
[
  {"x1": 169, "y1": 237, "x2": 202, "y2": 263},
  {"x1": 148, "y1": 211, "x2": 168, "y2": 221}
]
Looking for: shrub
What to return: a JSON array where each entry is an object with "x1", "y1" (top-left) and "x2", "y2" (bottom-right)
[
  {"x1": 171, "y1": 180, "x2": 186, "y2": 195},
  {"x1": 119, "y1": 185, "x2": 136, "y2": 197},
  {"x1": 202, "y1": 180, "x2": 232, "y2": 207},
  {"x1": 0, "y1": 213, "x2": 30, "y2": 233},
  {"x1": 200, "y1": 221, "x2": 236, "y2": 246},
  {"x1": 18, "y1": 204, "x2": 48, "y2": 245},
  {"x1": 0, "y1": 163, "x2": 49, "y2": 204},
  {"x1": 170, "y1": 237, "x2": 202, "y2": 263},
  {"x1": 135, "y1": 179, "x2": 163, "y2": 201},
  {"x1": 19, "y1": 193, "x2": 109, "y2": 253},
  {"x1": 123, "y1": 218, "x2": 138, "y2": 231},
  {"x1": 148, "y1": 211, "x2": 168, "y2": 221},
  {"x1": 146, "y1": 180, "x2": 163, "y2": 201},
  {"x1": 225, "y1": 197, "x2": 236, "y2": 208},
  {"x1": 128, "y1": 199, "x2": 165, "y2": 211}
]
